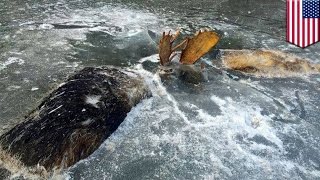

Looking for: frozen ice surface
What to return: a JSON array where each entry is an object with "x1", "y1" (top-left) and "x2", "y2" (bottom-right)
[{"x1": 66, "y1": 57, "x2": 320, "y2": 180}]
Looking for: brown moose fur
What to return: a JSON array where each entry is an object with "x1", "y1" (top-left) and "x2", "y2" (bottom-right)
[{"x1": 222, "y1": 50, "x2": 320, "y2": 77}]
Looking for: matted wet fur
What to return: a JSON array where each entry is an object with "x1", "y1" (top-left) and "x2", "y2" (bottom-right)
[
  {"x1": 0, "y1": 146, "x2": 48, "y2": 179},
  {"x1": 222, "y1": 50, "x2": 320, "y2": 77},
  {"x1": 0, "y1": 66, "x2": 150, "y2": 173}
]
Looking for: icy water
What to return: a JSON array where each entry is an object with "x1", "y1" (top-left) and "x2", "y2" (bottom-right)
[{"x1": 1, "y1": 0, "x2": 320, "y2": 179}]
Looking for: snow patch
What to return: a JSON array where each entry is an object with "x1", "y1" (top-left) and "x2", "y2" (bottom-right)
[
  {"x1": 6, "y1": 85, "x2": 21, "y2": 91},
  {"x1": 39, "y1": 23, "x2": 54, "y2": 30},
  {"x1": 138, "y1": 54, "x2": 159, "y2": 63},
  {"x1": 85, "y1": 95, "x2": 101, "y2": 108},
  {"x1": 209, "y1": 96, "x2": 284, "y2": 150},
  {"x1": 44, "y1": 4, "x2": 161, "y2": 37},
  {"x1": 0, "y1": 57, "x2": 25, "y2": 71},
  {"x1": 122, "y1": 70, "x2": 139, "y2": 78},
  {"x1": 31, "y1": 87, "x2": 39, "y2": 91},
  {"x1": 81, "y1": 119, "x2": 93, "y2": 126},
  {"x1": 211, "y1": 95, "x2": 227, "y2": 106}
]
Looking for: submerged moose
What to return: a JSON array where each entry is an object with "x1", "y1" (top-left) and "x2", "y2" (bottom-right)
[
  {"x1": 0, "y1": 67, "x2": 150, "y2": 178},
  {"x1": 158, "y1": 29, "x2": 320, "y2": 77}
]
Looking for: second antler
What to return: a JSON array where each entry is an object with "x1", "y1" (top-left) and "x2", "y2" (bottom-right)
[{"x1": 158, "y1": 29, "x2": 220, "y2": 66}]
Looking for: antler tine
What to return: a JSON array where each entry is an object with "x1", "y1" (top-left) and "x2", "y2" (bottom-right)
[
  {"x1": 171, "y1": 30, "x2": 180, "y2": 43},
  {"x1": 194, "y1": 30, "x2": 200, "y2": 36}
]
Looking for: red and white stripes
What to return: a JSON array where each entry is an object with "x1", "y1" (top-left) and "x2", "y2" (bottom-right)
[{"x1": 287, "y1": 0, "x2": 320, "y2": 48}]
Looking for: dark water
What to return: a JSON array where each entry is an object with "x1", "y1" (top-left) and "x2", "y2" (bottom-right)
[{"x1": 0, "y1": 0, "x2": 320, "y2": 179}]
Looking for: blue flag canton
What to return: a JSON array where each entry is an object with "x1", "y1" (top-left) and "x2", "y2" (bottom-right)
[{"x1": 303, "y1": 0, "x2": 320, "y2": 18}]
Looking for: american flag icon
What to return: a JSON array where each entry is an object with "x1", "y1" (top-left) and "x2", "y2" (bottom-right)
[{"x1": 287, "y1": 0, "x2": 320, "y2": 48}]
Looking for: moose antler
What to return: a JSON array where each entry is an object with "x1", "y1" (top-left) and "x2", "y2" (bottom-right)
[
  {"x1": 180, "y1": 30, "x2": 220, "y2": 64},
  {"x1": 159, "y1": 30, "x2": 187, "y2": 66},
  {"x1": 159, "y1": 29, "x2": 219, "y2": 66}
]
